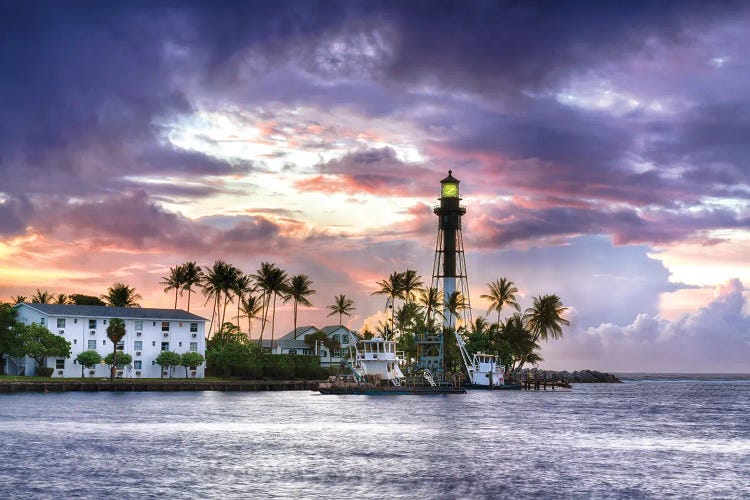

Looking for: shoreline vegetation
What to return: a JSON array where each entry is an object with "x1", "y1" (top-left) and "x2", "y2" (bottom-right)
[{"x1": 4, "y1": 264, "x2": 574, "y2": 383}]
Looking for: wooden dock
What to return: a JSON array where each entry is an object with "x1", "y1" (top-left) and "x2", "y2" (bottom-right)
[{"x1": 0, "y1": 379, "x2": 322, "y2": 393}]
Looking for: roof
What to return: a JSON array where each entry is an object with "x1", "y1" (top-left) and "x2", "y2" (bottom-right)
[
  {"x1": 275, "y1": 326, "x2": 320, "y2": 349},
  {"x1": 440, "y1": 169, "x2": 459, "y2": 184},
  {"x1": 16, "y1": 303, "x2": 207, "y2": 321},
  {"x1": 320, "y1": 325, "x2": 353, "y2": 335}
]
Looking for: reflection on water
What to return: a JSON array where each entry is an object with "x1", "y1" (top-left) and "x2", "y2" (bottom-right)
[{"x1": 1, "y1": 381, "x2": 748, "y2": 498}]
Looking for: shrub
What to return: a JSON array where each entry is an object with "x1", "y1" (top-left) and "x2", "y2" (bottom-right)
[{"x1": 36, "y1": 367, "x2": 54, "y2": 377}]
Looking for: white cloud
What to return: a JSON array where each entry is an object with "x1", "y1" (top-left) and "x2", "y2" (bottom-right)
[{"x1": 540, "y1": 279, "x2": 750, "y2": 372}]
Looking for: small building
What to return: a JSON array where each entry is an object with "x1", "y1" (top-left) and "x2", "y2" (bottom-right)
[
  {"x1": 265, "y1": 324, "x2": 359, "y2": 367},
  {"x1": 5, "y1": 303, "x2": 207, "y2": 378}
]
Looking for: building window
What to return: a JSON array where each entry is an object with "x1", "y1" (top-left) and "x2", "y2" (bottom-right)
[
  {"x1": 161, "y1": 322, "x2": 170, "y2": 332},
  {"x1": 103, "y1": 319, "x2": 107, "y2": 325},
  {"x1": 55, "y1": 359, "x2": 65, "y2": 370},
  {"x1": 189, "y1": 342, "x2": 197, "y2": 352},
  {"x1": 134, "y1": 360, "x2": 142, "y2": 370},
  {"x1": 88, "y1": 340, "x2": 97, "y2": 350},
  {"x1": 152, "y1": 341, "x2": 156, "y2": 347},
  {"x1": 332, "y1": 334, "x2": 340, "y2": 344},
  {"x1": 134, "y1": 341, "x2": 142, "y2": 351},
  {"x1": 153, "y1": 321, "x2": 156, "y2": 326},
  {"x1": 190, "y1": 323, "x2": 198, "y2": 333},
  {"x1": 320, "y1": 350, "x2": 327, "y2": 358},
  {"x1": 288, "y1": 349, "x2": 297, "y2": 355},
  {"x1": 135, "y1": 320, "x2": 143, "y2": 330},
  {"x1": 341, "y1": 335, "x2": 348, "y2": 345},
  {"x1": 178, "y1": 342, "x2": 182, "y2": 347},
  {"x1": 89, "y1": 319, "x2": 96, "y2": 329},
  {"x1": 40, "y1": 318, "x2": 46, "y2": 326},
  {"x1": 102, "y1": 340, "x2": 106, "y2": 345},
  {"x1": 161, "y1": 342, "x2": 169, "y2": 351},
  {"x1": 57, "y1": 318, "x2": 66, "y2": 328},
  {"x1": 74, "y1": 318, "x2": 77, "y2": 324},
  {"x1": 73, "y1": 339, "x2": 77, "y2": 344},
  {"x1": 116, "y1": 341, "x2": 124, "y2": 351}
]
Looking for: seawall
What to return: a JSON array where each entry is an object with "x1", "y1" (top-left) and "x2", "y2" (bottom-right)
[{"x1": 0, "y1": 379, "x2": 322, "y2": 393}]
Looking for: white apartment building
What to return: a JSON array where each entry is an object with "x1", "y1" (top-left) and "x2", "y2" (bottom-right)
[{"x1": 6, "y1": 303, "x2": 207, "y2": 378}]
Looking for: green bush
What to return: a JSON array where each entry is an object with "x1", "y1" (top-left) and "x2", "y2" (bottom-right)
[
  {"x1": 263, "y1": 355, "x2": 294, "y2": 379},
  {"x1": 36, "y1": 367, "x2": 54, "y2": 377}
]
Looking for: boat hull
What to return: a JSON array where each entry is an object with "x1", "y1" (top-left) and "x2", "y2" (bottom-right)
[
  {"x1": 319, "y1": 385, "x2": 466, "y2": 395},
  {"x1": 464, "y1": 383, "x2": 523, "y2": 390}
]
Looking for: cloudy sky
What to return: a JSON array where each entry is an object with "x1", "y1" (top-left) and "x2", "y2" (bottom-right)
[{"x1": 2, "y1": 1, "x2": 749, "y2": 372}]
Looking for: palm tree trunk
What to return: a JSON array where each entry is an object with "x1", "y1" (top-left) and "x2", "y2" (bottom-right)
[
  {"x1": 187, "y1": 287, "x2": 192, "y2": 312},
  {"x1": 293, "y1": 301, "x2": 298, "y2": 339},
  {"x1": 174, "y1": 289, "x2": 178, "y2": 309},
  {"x1": 270, "y1": 293, "x2": 277, "y2": 352}
]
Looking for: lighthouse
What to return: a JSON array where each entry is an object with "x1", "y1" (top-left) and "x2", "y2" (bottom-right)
[{"x1": 416, "y1": 171, "x2": 473, "y2": 381}]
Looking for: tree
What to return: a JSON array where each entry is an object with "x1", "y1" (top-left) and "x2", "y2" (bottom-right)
[
  {"x1": 202, "y1": 260, "x2": 241, "y2": 337},
  {"x1": 69, "y1": 294, "x2": 106, "y2": 306},
  {"x1": 12, "y1": 295, "x2": 26, "y2": 304},
  {"x1": 501, "y1": 314, "x2": 541, "y2": 371},
  {"x1": 481, "y1": 278, "x2": 521, "y2": 327},
  {"x1": 180, "y1": 261, "x2": 203, "y2": 312},
  {"x1": 160, "y1": 264, "x2": 187, "y2": 309},
  {"x1": 372, "y1": 271, "x2": 405, "y2": 334},
  {"x1": 102, "y1": 283, "x2": 142, "y2": 307},
  {"x1": 155, "y1": 351, "x2": 182, "y2": 378},
  {"x1": 327, "y1": 294, "x2": 355, "y2": 326},
  {"x1": 418, "y1": 286, "x2": 442, "y2": 332},
  {"x1": 180, "y1": 352, "x2": 205, "y2": 378},
  {"x1": 239, "y1": 294, "x2": 263, "y2": 340},
  {"x1": 232, "y1": 273, "x2": 253, "y2": 326},
  {"x1": 106, "y1": 318, "x2": 126, "y2": 380},
  {"x1": 13, "y1": 323, "x2": 71, "y2": 371},
  {"x1": 53, "y1": 293, "x2": 70, "y2": 305},
  {"x1": 251, "y1": 262, "x2": 288, "y2": 349},
  {"x1": 523, "y1": 294, "x2": 570, "y2": 343},
  {"x1": 304, "y1": 330, "x2": 338, "y2": 365},
  {"x1": 75, "y1": 350, "x2": 102, "y2": 378},
  {"x1": 104, "y1": 352, "x2": 133, "y2": 370},
  {"x1": 283, "y1": 274, "x2": 316, "y2": 338},
  {"x1": 31, "y1": 289, "x2": 52, "y2": 304},
  {"x1": 0, "y1": 303, "x2": 20, "y2": 374},
  {"x1": 445, "y1": 291, "x2": 468, "y2": 329},
  {"x1": 401, "y1": 269, "x2": 424, "y2": 304}
]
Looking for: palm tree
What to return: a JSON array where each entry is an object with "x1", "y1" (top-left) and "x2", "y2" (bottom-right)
[
  {"x1": 523, "y1": 294, "x2": 570, "y2": 343},
  {"x1": 418, "y1": 286, "x2": 442, "y2": 331},
  {"x1": 180, "y1": 261, "x2": 203, "y2": 312},
  {"x1": 501, "y1": 313, "x2": 541, "y2": 371},
  {"x1": 102, "y1": 283, "x2": 142, "y2": 307},
  {"x1": 251, "y1": 262, "x2": 288, "y2": 348},
  {"x1": 283, "y1": 274, "x2": 316, "y2": 338},
  {"x1": 239, "y1": 293, "x2": 263, "y2": 341},
  {"x1": 401, "y1": 269, "x2": 424, "y2": 304},
  {"x1": 201, "y1": 260, "x2": 239, "y2": 337},
  {"x1": 251, "y1": 262, "x2": 275, "y2": 342},
  {"x1": 106, "y1": 318, "x2": 126, "y2": 380},
  {"x1": 232, "y1": 273, "x2": 254, "y2": 326},
  {"x1": 53, "y1": 293, "x2": 69, "y2": 305},
  {"x1": 372, "y1": 271, "x2": 405, "y2": 334},
  {"x1": 12, "y1": 295, "x2": 27, "y2": 304},
  {"x1": 160, "y1": 264, "x2": 186, "y2": 309},
  {"x1": 31, "y1": 289, "x2": 52, "y2": 304},
  {"x1": 445, "y1": 290, "x2": 468, "y2": 329},
  {"x1": 327, "y1": 294, "x2": 355, "y2": 326},
  {"x1": 481, "y1": 278, "x2": 521, "y2": 327}
]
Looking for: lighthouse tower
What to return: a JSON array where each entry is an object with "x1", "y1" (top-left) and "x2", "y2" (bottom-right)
[{"x1": 416, "y1": 171, "x2": 473, "y2": 381}]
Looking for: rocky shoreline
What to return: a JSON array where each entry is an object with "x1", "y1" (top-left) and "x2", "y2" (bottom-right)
[{"x1": 518, "y1": 369, "x2": 621, "y2": 383}]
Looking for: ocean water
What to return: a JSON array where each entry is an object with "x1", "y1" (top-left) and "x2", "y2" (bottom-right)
[{"x1": 1, "y1": 378, "x2": 748, "y2": 499}]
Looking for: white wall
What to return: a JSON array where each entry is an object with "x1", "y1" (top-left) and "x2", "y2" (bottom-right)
[{"x1": 15, "y1": 305, "x2": 207, "y2": 379}]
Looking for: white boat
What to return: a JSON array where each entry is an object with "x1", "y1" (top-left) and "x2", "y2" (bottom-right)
[
  {"x1": 454, "y1": 331, "x2": 507, "y2": 388},
  {"x1": 317, "y1": 337, "x2": 467, "y2": 394},
  {"x1": 349, "y1": 337, "x2": 405, "y2": 387}
]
